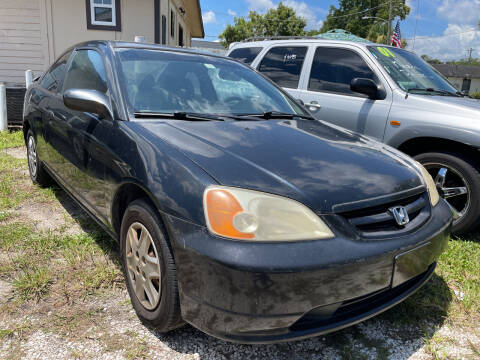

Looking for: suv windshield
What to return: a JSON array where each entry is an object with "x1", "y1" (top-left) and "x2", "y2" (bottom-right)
[
  {"x1": 368, "y1": 46, "x2": 458, "y2": 94},
  {"x1": 116, "y1": 48, "x2": 305, "y2": 117}
]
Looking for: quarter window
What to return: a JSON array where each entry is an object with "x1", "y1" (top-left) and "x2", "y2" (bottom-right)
[
  {"x1": 40, "y1": 51, "x2": 71, "y2": 93},
  {"x1": 86, "y1": 0, "x2": 121, "y2": 30},
  {"x1": 309, "y1": 47, "x2": 377, "y2": 96},
  {"x1": 229, "y1": 47, "x2": 263, "y2": 65},
  {"x1": 63, "y1": 50, "x2": 108, "y2": 94},
  {"x1": 258, "y1": 46, "x2": 307, "y2": 89}
]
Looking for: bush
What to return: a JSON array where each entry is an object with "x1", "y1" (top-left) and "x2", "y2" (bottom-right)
[{"x1": 470, "y1": 91, "x2": 480, "y2": 99}]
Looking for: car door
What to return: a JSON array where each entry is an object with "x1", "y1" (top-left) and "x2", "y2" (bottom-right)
[
  {"x1": 36, "y1": 51, "x2": 71, "y2": 167},
  {"x1": 294, "y1": 46, "x2": 392, "y2": 141},
  {"x1": 48, "y1": 48, "x2": 113, "y2": 220},
  {"x1": 256, "y1": 45, "x2": 309, "y2": 101}
]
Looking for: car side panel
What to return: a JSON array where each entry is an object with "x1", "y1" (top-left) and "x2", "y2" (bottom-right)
[{"x1": 101, "y1": 120, "x2": 217, "y2": 234}]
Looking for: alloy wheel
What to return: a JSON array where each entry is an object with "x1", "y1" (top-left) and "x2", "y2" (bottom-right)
[
  {"x1": 27, "y1": 136, "x2": 38, "y2": 178},
  {"x1": 125, "y1": 222, "x2": 162, "y2": 310},
  {"x1": 423, "y1": 163, "x2": 470, "y2": 225}
]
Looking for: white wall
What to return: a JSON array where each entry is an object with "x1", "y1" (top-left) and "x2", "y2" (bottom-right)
[
  {"x1": 448, "y1": 76, "x2": 480, "y2": 94},
  {"x1": 0, "y1": 0, "x2": 199, "y2": 84},
  {"x1": 0, "y1": 0, "x2": 50, "y2": 84}
]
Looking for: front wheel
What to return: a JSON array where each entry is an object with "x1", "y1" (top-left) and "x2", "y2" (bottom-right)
[
  {"x1": 414, "y1": 151, "x2": 480, "y2": 235},
  {"x1": 120, "y1": 198, "x2": 183, "y2": 332},
  {"x1": 26, "y1": 130, "x2": 51, "y2": 187}
]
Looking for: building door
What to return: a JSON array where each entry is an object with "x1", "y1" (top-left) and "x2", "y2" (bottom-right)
[
  {"x1": 154, "y1": 0, "x2": 160, "y2": 44},
  {"x1": 462, "y1": 78, "x2": 471, "y2": 94},
  {"x1": 179, "y1": 25, "x2": 184, "y2": 47}
]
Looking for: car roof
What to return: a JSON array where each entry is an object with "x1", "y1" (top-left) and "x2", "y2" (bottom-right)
[
  {"x1": 69, "y1": 40, "x2": 232, "y2": 60},
  {"x1": 229, "y1": 39, "x2": 394, "y2": 50}
]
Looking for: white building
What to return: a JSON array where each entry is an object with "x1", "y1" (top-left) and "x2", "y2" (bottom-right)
[{"x1": 432, "y1": 64, "x2": 480, "y2": 94}]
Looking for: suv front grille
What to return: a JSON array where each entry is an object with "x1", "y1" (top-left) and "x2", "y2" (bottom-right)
[{"x1": 340, "y1": 192, "x2": 430, "y2": 238}]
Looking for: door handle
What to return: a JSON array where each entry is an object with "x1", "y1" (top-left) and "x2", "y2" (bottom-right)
[{"x1": 306, "y1": 101, "x2": 321, "y2": 110}]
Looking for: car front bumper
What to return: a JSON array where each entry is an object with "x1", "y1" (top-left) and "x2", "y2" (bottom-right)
[{"x1": 165, "y1": 199, "x2": 452, "y2": 344}]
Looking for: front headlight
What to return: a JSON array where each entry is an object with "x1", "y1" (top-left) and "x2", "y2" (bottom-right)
[
  {"x1": 417, "y1": 162, "x2": 440, "y2": 207},
  {"x1": 203, "y1": 186, "x2": 334, "y2": 241}
]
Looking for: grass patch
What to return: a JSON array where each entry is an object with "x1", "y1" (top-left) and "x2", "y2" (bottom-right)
[
  {"x1": 0, "y1": 154, "x2": 30, "y2": 210},
  {"x1": 0, "y1": 130, "x2": 24, "y2": 150},
  {"x1": 437, "y1": 237, "x2": 480, "y2": 315},
  {"x1": 13, "y1": 267, "x2": 53, "y2": 301}
]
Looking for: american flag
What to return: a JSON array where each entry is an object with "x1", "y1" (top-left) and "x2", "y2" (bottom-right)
[{"x1": 391, "y1": 20, "x2": 402, "y2": 48}]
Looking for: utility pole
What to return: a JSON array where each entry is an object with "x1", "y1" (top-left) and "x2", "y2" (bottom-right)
[
  {"x1": 467, "y1": 48, "x2": 474, "y2": 63},
  {"x1": 387, "y1": 0, "x2": 393, "y2": 44}
]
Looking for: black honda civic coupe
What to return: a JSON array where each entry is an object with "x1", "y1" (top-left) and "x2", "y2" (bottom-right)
[{"x1": 23, "y1": 41, "x2": 452, "y2": 343}]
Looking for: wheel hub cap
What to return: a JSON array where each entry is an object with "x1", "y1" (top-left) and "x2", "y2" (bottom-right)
[
  {"x1": 27, "y1": 136, "x2": 37, "y2": 177},
  {"x1": 424, "y1": 163, "x2": 470, "y2": 225},
  {"x1": 125, "y1": 222, "x2": 162, "y2": 310}
]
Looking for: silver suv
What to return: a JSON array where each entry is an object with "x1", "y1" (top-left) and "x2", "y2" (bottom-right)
[{"x1": 228, "y1": 38, "x2": 480, "y2": 235}]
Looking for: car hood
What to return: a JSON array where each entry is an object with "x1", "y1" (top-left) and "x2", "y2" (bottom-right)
[
  {"x1": 405, "y1": 93, "x2": 480, "y2": 117},
  {"x1": 137, "y1": 119, "x2": 423, "y2": 213}
]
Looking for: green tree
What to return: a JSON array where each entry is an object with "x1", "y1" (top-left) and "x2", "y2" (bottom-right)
[
  {"x1": 447, "y1": 58, "x2": 480, "y2": 66},
  {"x1": 319, "y1": 0, "x2": 410, "y2": 43},
  {"x1": 219, "y1": 3, "x2": 306, "y2": 47},
  {"x1": 421, "y1": 54, "x2": 443, "y2": 64}
]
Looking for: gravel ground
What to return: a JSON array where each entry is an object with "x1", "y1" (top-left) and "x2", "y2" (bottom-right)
[{"x1": 1, "y1": 146, "x2": 479, "y2": 360}]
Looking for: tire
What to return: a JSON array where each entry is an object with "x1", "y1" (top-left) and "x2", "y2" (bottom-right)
[
  {"x1": 120, "y1": 198, "x2": 183, "y2": 332},
  {"x1": 26, "y1": 130, "x2": 51, "y2": 187},
  {"x1": 414, "y1": 151, "x2": 480, "y2": 235}
]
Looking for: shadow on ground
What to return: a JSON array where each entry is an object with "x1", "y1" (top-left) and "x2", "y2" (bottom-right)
[{"x1": 50, "y1": 182, "x2": 454, "y2": 359}]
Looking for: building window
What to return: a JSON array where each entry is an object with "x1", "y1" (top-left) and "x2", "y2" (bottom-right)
[
  {"x1": 170, "y1": 10, "x2": 175, "y2": 38},
  {"x1": 178, "y1": 25, "x2": 184, "y2": 47},
  {"x1": 86, "y1": 0, "x2": 121, "y2": 31}
]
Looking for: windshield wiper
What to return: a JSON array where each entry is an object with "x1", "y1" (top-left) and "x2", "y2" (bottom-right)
[
  {"x1": 236, "y1": 111, "x2": 314, "y2": 120},
  {"x1": 405, "y1": 88, "x2": 461, "y2": 99},
  {"x1": 134, "y1": 111, "x2": 225, "y2": 121}
]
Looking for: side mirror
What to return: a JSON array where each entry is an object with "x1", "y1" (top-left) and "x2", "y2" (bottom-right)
[
  {"x1": 350, "y1": 78, "x2": 386, "y2": 100},
  {"x1": 63, "y1": 89, "x2": 113, "y2": 119},
  {"x1": 296, "y1": 98, "x2": 305, "y2": 106}
]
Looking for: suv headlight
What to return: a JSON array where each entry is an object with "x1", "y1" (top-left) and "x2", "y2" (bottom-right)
[
  {"x1": 417, "y1": 162, "x2": 440, "y2": 207},
  {"x1": 203, "y1": 186, "x2": 334, "y2": 241}
]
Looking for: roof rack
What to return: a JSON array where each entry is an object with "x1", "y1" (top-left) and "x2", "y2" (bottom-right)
[{"x1": 242, "y1": 36, "x2": 321, "y2": 42}]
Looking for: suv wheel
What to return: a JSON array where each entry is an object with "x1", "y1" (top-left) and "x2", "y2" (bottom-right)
[
  {"x1": 120, "y1": 198, "x2": 183, "y2": 332},
  {"x1": 414, "y1": 151, "x2": 480, "y2": 235},
  {"x1": 26, "y1": 130, "x2": 51, "y2": 187}
]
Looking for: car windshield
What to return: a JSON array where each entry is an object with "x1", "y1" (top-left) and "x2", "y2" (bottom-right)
[
  {"x1": 368, "y1": 46, "x2": 458, "y2": 94},
  {"x1": 115, "y1": 48, "x2": 306, "y2": 117}
]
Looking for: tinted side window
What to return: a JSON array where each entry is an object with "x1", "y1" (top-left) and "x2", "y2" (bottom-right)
[
  {"x1": 258, "y1": 47, "x2": 307, "y2": 88},
  {"x1": 40, "y1": 52, "x2": 71, "y2": 93},
  {"x1": 309, "y1": 47, "x2": 377, "y2": 96},
  {"x1": 63, "y1": 50, "x2": 108, "y2": 94},
  {"x1": 229, "y1": 47, "x2": 263, "y2": 65}
]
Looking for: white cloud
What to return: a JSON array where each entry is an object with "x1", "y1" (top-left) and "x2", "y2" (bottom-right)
[
  {"x1": 245, "y1": 0, "x2": 323, "y2": 30},
  {"x1": 437, "y1": 0, "x2": 480, "y2": 26},
  {"x1": 246, "y1": 0, "x2": 275, "y2": 13},
  {"x1": 227, "y1": 9, "x2": 237, "y2": 17},
  {"x1": 408, "y1": 24, "x2": 480, "y2": 61},
  {"x1": 284, "y1": 0, "x2": 323, "y2": 30},
  {"x1": 202, "y1": 11, "x2": 217, "y2": 24}
]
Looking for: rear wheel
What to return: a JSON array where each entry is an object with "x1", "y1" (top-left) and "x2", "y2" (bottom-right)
[
  {"x1": 26, "y1": 130, "x2": 51, "y2": 187},
  {"x1": 120, "y1": 198, "x2": 183, "y2": 331},
  {"x1": 414, "y1": 151, "x2": 480, "y2": 235}
]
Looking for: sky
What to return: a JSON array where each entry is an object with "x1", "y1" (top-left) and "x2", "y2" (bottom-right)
[{"x1": 199, "y1": 0, "x2": 480, "y2": 61}]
